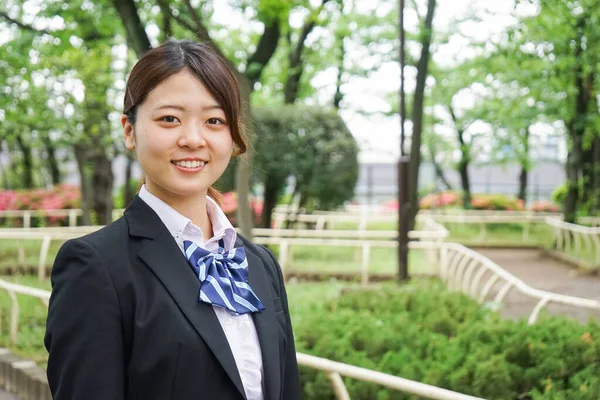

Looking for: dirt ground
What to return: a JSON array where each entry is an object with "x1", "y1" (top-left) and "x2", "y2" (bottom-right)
[{"x1": 475, "y1": 248, "x2": 600, "y2": 324}]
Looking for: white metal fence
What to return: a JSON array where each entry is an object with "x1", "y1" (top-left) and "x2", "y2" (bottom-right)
[
  {"x1": 545, "y1": 217, "x2": 600, "y2": 267},
  {"x1": 412, "y1": 241, "x2": 600, "y2": 324}
]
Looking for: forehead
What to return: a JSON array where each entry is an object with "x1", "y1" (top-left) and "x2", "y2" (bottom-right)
[{"x1": 144, "y1": 70, "x2": 220, "y2": 109}]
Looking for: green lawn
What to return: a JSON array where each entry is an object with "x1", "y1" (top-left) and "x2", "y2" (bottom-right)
[
  {"x1": 266, "y1": 244, "x2": 437, "y2": 276},
  {"x1": 443, "y1": 221, "x2": 554, "y2": 246},
  {"x1": 0, "y1": 239, "x2": 66, "y2": 271},
  {"x1": 0, "y1": 275, "x2": 51, "y2": 367}
]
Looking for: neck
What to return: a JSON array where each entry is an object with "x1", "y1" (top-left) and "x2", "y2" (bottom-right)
[{"x1": 145, "y1": 185, "x2": 214, "y2": 240}]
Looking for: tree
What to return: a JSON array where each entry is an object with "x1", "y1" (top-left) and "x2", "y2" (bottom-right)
[
  {"x1": 252, "y1": 105, "x2": 359, "y2": 226},
  {"x1": 509, "y1": 0, "x2": 600, "y2": 221},
  {"x1": 408, "y1": 0, "x2": 437, "y2": 227}
]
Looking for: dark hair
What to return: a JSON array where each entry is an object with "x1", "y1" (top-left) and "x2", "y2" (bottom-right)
[{"x1": 123, "y1": 39, "x2": 247, "y2": 203}]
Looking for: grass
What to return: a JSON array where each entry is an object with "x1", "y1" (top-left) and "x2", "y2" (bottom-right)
[
  {"x1": 443, "y1": 222, "x2": 555, "y2": 246},
  {"x1": 0, "y1": 239, "x2": 65, "y2": 270},
  {"x1": 266, "y1": 244, "x2": 437, "y2": 276},
  {"x1": 0, "y1": 275, "x2": 50, "y2": 368}
]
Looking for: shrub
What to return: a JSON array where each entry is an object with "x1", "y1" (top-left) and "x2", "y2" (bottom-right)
[
  {"x1": 531, "y1": 200, "x2": 561, "y2": 213},
  {"x1": 293, "y1": 279, "x2": 600, "y2": 399},
  {"x1": 470, "y1": 194, "x2": 524, "y2": 211},
  {"x1": 0, "y1": 185, "x2": 81, "y2": 226},
  {"x1": 419, "y1": 191, "x2": 461, "y2": 209}
]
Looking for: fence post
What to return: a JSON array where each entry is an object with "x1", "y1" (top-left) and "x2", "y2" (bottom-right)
[
  {"x1": 69, "y1": 210, "x2": 77, "y2": 227},
  {"x1": 38, "y1": 236, "x2": 52, "y2": 281},
  {"x1": 361, "y1": 243, "x2": 371, "y2": 286},
  {"x1": 23, "y1": 211, "x2": 31, "y2": 229},
  {"x1": 8, "y1": 291, "x2": 19, "y2": 345},
  {"x1": 279, "y1": 240, "x2": 290, "y2": 270}
]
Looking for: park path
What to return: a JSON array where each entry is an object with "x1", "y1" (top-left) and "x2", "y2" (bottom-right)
[
  {"x1": 476, "y1": 248, "x2": 600, "y2": 324},
  {"x1": 0, "y1": 390, "x2": 18, "y2": 400}
]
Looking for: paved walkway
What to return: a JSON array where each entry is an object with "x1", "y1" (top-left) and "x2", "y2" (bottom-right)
[
  {"x1": 476, "y1": 248, "x2": 600, "y2": 323},
  {"x1": 0, "y1": 390, "x2": 18, "y2": 400}
]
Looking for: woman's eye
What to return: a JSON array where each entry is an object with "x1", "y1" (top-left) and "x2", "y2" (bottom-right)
[
  {"x1": 207, "y1": 118, "x2": 225, "y2": 125},
  {"x1": 160, "y1": 116, "x2": 180, "y2": 123}
]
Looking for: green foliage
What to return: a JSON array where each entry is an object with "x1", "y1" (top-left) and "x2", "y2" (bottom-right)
[
  {"x1": 251, "y1": 105, "x2": 359, "y2": 211},
  {"x1": 294, "y1": 279, "x2": 600, "y2": 400},
  {"x1": 552, "y1": 183, "x2": 569, "y2": 206}
]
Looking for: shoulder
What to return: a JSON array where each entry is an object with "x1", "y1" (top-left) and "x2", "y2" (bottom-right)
[
  {"x1": 67, "y1": 217, "x2": 128, "y2": 251},
  {"x1": 55, "y1": 217, "x2": 129, "y2": 271}
]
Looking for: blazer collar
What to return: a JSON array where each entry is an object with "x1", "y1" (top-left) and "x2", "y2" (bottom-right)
[{"x1": 125, "y1": 196, "x2": 282, "y2": 400}]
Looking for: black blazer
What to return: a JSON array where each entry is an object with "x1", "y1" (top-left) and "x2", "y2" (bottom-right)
[{"x1": 44, "y1": 196, "x2": 301, "y2": 400}]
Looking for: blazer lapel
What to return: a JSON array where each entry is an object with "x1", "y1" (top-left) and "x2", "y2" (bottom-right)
[
  {"x1": 125, "y1": 197, "x2": 247, "y2": 399},
  {"x1": 243, "y1": 238, "x2": 282, "y2": 400}
]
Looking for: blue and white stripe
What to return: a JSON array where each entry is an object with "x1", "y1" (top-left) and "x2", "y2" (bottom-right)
[{"x1": 183, "y1": 239, "x2": 265, "y2": 315}]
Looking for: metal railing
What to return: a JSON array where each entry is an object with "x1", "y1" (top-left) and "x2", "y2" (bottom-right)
[
  {"x1": 0, "y1": 209, "x2": 82, "y2": 228},
  {"x1": 410, "y1": 241, "x2": 600, "y2": 324},
  {"x1": 0, "y1": 279, "x2": 50, "y2": 344},
  {"x1": 0, "y1": 220, "x2": 448, "y2": 284},
  {"x1": 545, "y1": 217, "x2": 600, "y2": 267}
]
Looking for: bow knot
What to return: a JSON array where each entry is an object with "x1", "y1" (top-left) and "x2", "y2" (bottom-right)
[{"x1": 184, "y1": 240, "x2": 265, "y2": 315}]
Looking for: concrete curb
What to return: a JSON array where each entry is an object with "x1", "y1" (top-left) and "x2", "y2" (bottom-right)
[{"x1": 0, "y1": 348, "x2": 51, "y2": 400}]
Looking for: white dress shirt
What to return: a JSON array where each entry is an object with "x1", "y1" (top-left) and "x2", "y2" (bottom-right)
[{"x1": 138, "y1": 185, "x2": 264, "y2": 400}]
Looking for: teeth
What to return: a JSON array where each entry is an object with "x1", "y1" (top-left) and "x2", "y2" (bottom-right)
[{"x1": 173, "y1": 160, "x2": 206, "y2": 168}]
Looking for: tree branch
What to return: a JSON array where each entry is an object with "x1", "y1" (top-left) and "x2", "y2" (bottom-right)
[
  {"x1": 111, "y1": 0, "x2": 152, "y2": 57},
  {"x1": 245, "y1": 21, "x2": 281, "y2": 85},
  {"x1": 0, "y1": 12, "x2": 51, "y2": 35},
  {"x1": 182, "y1": 0, "x2": 213, "y2": 45},
  {"x1": 283, "y1": 0, "x2": 331, "y2": 103}
]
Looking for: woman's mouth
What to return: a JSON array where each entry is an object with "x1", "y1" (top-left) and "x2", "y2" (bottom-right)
[{"x1": 171, "y1": 160, "x2": 207, "y2": 172}]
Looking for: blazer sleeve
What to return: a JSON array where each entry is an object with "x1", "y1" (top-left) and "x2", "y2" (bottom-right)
[
  {"x1": 44, "y1": 238, "x2": 125, "y2": 400},
  {"x1": 259, "y1": 245, "x2": 302, "y2": 400}
]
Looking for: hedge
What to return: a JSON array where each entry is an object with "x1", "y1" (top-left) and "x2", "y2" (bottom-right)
[{"x1": 293, "y1": 279, "x2": 600, "y2": 399}]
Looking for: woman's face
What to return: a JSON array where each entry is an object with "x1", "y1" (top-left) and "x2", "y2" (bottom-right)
[{"x1": 122, "y1": 69, "x2": 233, "y2": 204}]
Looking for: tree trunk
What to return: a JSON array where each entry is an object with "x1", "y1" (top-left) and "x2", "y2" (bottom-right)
[
  {"x1": 261, "y1": 176, "x2": 284, "y2": 228},
  {"x1": 564, "y1": 135, "x2": 582, "y2": 223},
  {"x1": 15, "y1": 134, "x2": 34, "y2": 189},
  {"x1": 73, "y1": 144, "x2": 93, "y2": 225},
  {"x1": 408, "y1": 0, "x2": 437, "y2": 230},
  {"x1": 427, "y1": 140, "x2": 453, "y2": 191},
  {"x1": 235, "y1": 74, "x2": 254, "y2": 237},
  {"x1": 283, "y1": 0, "x2": 328, "y2": 104},
  {"x1": 518, "y1": 167, "x2": 528, "y2": 203},
  {"x1": 333, "y1": 38, "x2": 345, "y2": 109},
  {"x1": 564, "y1": 17, "x2": 592, "y2": 223},
  {"x1": 42, "y1": 135, "x2": 61, "y2": 185},
  {"x1": 91, "y1": 150, "x2": 114, "y2": 225},
  {"x1": 517, "y1": 126, "x2": 530, "y2": 203},
  {"x1": 458, "y1": 157, "x2": 471, "y2": 208},
  {"x1": 111, "y1": 0, "x2": 152, "y2": 56}
]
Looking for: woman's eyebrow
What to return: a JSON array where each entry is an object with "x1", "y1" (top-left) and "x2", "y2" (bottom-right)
[{"x1": 153, "y1": 104, "x2": 223, "y2": 111}]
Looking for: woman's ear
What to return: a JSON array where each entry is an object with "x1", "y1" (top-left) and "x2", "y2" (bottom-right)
[{"x1": 122, "y1": 114, "x2": 136, "y2": 150}]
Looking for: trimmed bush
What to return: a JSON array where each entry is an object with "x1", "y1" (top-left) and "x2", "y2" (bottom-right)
[{"x1": 293, "y1": 279, "x2": 600, "y2": 399}]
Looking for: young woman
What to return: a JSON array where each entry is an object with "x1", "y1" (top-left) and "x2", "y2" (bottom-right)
[{"x1": 44, "y1": 39, "x2": 301, "y2": 400}]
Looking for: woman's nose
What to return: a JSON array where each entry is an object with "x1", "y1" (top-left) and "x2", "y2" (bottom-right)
[{"x1": 179, "y1": 123, "x2": 207, "y2": 148}]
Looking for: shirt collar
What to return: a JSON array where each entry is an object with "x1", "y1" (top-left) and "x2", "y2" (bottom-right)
[{"x1": 138, "y1": 185, "x2": 237, "y2": 250}]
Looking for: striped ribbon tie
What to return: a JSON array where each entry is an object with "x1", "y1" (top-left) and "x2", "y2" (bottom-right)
[{"x1": 183, "y1": 239, "x2": 265, "y2": 315}]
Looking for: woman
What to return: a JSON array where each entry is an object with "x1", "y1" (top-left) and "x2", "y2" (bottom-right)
[{"x1": 44, "y1": 39, "x2": 301, "y2": 400}]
